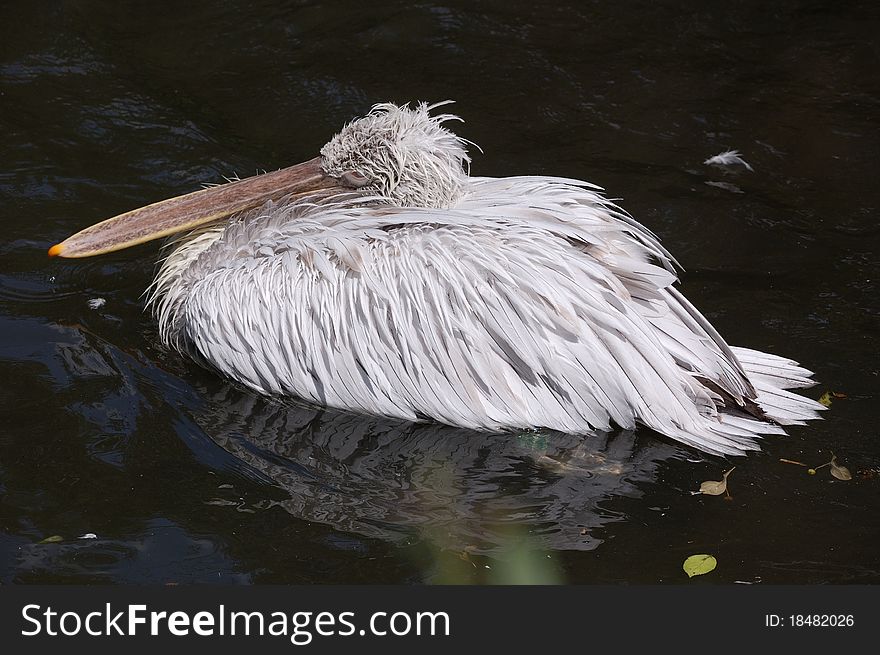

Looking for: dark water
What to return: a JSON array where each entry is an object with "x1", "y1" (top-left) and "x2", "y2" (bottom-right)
[{"x1": 1, "y1": 0, "x2": 878, "y2": 584}]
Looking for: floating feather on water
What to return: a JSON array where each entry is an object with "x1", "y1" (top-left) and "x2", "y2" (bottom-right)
[{"x1": 704, "y1": 149, "x2": 754, "y2": 172}]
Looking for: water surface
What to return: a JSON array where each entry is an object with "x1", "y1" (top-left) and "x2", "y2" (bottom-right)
[{"x1": 1, "y1": 0, "x2": 878, "y2": 584}]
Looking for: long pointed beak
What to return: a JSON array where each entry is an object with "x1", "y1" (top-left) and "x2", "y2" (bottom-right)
[{"x1": 49, "y1": 157, "x2": 344, "y2": 258}]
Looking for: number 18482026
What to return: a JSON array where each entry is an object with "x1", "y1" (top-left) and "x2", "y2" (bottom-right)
[{"x1": 765, "y1": 614, "x2": 854, "y2": 627}]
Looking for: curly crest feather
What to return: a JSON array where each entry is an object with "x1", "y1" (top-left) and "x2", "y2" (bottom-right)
[{"x1": 320, "y1": 101, "x2": 470, "y2": 208}]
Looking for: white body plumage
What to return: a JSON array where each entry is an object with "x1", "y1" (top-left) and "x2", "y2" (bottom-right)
[{"x1": 148, "y1": 102, "x2": 822, "y2": 456}]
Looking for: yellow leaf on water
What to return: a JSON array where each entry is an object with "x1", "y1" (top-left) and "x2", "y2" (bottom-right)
[
  {"x1": 37, "y1": 535, "x2": 63, "y2": 544},
  {"x1": 830, "y1": 456, "x2": 852, "y2": 481},
  {"x1": 818, "y1": 392, "x2": 833, "y2": 408},
  {"x1": 699, "y1": 467, "x2": 735, "y2": 496},
  {"x1": 683, "y1": 554, "x2": 717, "y2": 578}
]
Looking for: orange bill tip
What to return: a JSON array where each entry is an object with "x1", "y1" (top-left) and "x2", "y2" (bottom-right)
[{"x1": 48, "y1": 243, "x2": 65, "y2": 257}]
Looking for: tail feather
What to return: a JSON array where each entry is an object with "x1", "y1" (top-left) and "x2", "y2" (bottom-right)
[
  {"x1": 730, "y1": 346, "x2": 816, "y2": 389},
  {"x1": 731, "y1": 346, "x2": 826, "y2": 426},
  {"x1": 663, "y1": 410, "x2": 786, "y2": 458},
  {"x1": 664, "y1": 346, "x2": 824, "y2": 457}
]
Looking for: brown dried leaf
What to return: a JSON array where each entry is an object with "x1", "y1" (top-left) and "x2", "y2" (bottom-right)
[
  {"x1": 699, "y1": 467, "x2": 735, "y2": 496},
  {"x1": 830, "y1": 456, "x2": 852, "y2": 481}
]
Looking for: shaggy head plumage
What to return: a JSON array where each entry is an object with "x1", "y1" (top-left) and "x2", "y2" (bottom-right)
[{"x1": 320, "y1": 101, "x2": 471, "y2": 208}]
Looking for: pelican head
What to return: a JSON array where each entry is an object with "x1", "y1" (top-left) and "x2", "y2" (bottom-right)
[
  {"x1": 321, "y1": 101, "x2": 470, "y2": 208},
  {"x1": 49, "y1": 102, "x2": 470, "y2": 258}
]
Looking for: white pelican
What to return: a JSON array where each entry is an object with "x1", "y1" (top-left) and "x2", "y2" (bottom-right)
[{"x1": 50, "y1": 101, "x2": 823, "y2": 456}]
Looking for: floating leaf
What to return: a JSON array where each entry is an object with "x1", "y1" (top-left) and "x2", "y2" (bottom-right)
[
  {"x1": 700, "y1": 480, "x2": 726, "y2": 495},
  {"x1": 818, "y1": 392, "x2": 833, "y2": 408},
  {"x1": 831, "y1": 465, "x2": 851, "y2": 481},
  {"x1": 831, "y1": 392, "x2": 847, "y2": 399},
  {"x1": 830, "y1": 456, "x2": 852, "y2": 481},
  {"x1": 699, "y1": 467, "x2": 735, "y2": 496},
  {"x1": 808, "y1": 452, "x2": 852, "y2": 480},
  {"x1": 779, "y1": 458, "x2": 807, "y2": 467},
  {"x1": 683, "y1": 554, "x2": 717, "y2": 578},
  {"x1": 37, "y1": 535, "x2": 63, "y2": 544}
]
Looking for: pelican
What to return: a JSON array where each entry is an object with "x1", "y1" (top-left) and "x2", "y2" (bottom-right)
[{"x1": 50, "y1": 101, "x2": 823, "y2": 456}]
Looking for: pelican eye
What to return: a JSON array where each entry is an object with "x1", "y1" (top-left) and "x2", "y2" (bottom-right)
[{"x1": 339, "y1": 170, "x2": 370, "y2": 188}]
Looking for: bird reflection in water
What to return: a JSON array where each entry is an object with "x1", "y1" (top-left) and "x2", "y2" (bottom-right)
[{"x1": 191, "y1": 380, "x2": 687, "y2": 564}]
